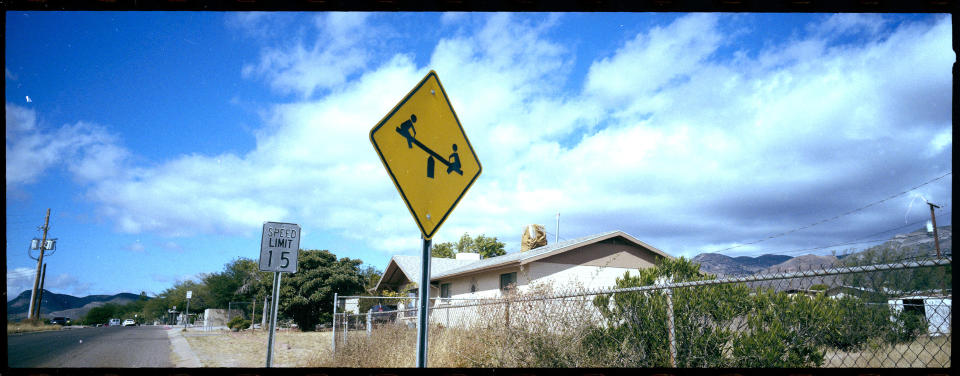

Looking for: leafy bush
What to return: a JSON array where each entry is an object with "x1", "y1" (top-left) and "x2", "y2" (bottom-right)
[
  {"x1": 885, "y1": 310, "x2": 926, "y2": 344},
  {"x1": 228, "y1": 316, "x2": 251, "y2": 331}
]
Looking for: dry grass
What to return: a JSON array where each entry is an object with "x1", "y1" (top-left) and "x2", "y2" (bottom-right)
[
  {"x1": 183, "y1": 329, "x2": 332, "y2": 367},
  {"x1": 7, "y1": 320, "x2": 63, "y2": 335},
  {"x1": 312, "y1": 284, "x2": 605, "y2": 367},
  {"x1": 823, "y1": 335, "x2": 952, "y2": 368}
]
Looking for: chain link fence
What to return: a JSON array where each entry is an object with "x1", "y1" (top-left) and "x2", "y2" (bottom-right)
[{"x1": 328, "y1": 257, "x2": 951, "y2": 367}]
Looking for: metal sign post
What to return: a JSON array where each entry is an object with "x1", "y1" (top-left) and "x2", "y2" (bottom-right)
[
  {"x1": 184, "y1": 290, "x2": 192, "y2": 330},
  {"x1": 266, "y1": 271, "x2": 282, "y2": 367},
  {"x1": 415, "y1": 237, "x2": 432, "y2": 367},
  {"x1": 259, "y1": 221, "x2": 300, "y2": 368}
]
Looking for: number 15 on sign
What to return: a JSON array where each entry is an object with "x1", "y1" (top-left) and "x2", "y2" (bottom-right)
[{"x1": 259, "y1": 222, "x2": 300, "y2": 273}]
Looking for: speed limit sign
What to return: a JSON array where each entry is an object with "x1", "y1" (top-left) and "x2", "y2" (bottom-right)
[{"x1": 259, "y1": 222, "x2": 300, "y2": 273}]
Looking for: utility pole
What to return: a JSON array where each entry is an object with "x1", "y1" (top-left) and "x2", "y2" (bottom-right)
[
  {"x1": 556, "y1": 211, "x2": 560, "y2": 244},
  {"x1": 928, "y1": 202, "x2": 942, "y2": 258},
  {"x1": 36, "y1": 264, "x2": 47, "y2": 320},
  {"x1": 28, "y1": 209, "x2": 51, "y2": 320}
]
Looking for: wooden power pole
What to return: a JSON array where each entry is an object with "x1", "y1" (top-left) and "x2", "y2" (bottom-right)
[
  {"x1": 928, "y1": 202, "x2": 942, "y2": 258},
  {"x1": 28, "y1": 208, "x2": 51, "y2": 320}
]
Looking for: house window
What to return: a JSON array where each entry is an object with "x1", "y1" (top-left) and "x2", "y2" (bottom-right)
[
  {"x1": 500, "y1": 272, "x2": 517, "y2": 292},
  {"x1": 440, "y1": 283, "x2": 451, "y2": 298},
  {"x1": 903, "y1": 299, "x2": 926, "y2": 317}
]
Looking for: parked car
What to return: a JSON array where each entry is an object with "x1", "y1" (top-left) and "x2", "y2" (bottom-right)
[
  {"x1": 370, "y1": 304, "x2": 397, "y2": 323},
  {"x1": 108, "y1": 318, "x2": 121, "y2": 326},
  {"x1": 51, "y1": 317, "x2": 70, "y2": 325},
  {"x1": 122, "y1": 319, "x2": 136, "y2": 327}
]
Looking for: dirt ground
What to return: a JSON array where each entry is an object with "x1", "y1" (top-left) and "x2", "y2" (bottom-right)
[{"x1": 183, "y1": 329, "x2": 332, "y2": 367}]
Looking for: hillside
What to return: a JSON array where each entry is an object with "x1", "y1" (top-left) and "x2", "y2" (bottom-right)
[
  {"x1": 7, "y1": 290, "x2": 143, "y2": 321},
  {"x1": 691, "y1": 253, "x2": 792, "y2": 277},
  {"x1": 691, "y1": 225, "x2": 951, "y2": 278}
]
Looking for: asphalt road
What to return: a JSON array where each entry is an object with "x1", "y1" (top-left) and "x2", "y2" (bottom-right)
[{"x1": 8, "y1": 326, "x2": 173, "y2": 368}]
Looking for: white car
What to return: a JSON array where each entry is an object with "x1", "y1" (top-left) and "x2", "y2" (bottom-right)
[
  {"x1": 108, "y1": 318, "x2": 121, "y2": 326},
  {"x1": 122, "y1": 319, "x2": 136, "y2": 326}
]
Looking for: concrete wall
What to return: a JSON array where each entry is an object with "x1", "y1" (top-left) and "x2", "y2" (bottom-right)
[{"x1": 204, "y1": 308, "x2": 229, "y2": 328}]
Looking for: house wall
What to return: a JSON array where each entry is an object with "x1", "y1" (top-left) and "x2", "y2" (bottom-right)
[
  {"x1": 433, "y1": 241, "x2": 660, "y2": 302},
  {"x1": 525, "y1": 262, "x2": 638, "y2": 291},
  {"x1": 434, "y1": 266, "x2": 521, "y2": 302}
]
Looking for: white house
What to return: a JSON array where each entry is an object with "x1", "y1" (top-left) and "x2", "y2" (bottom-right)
[{"x1": 374, "y1": 230, "x2": 672, "y2": 303}]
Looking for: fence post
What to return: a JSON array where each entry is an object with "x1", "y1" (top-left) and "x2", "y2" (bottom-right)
[
  {"x1": 666, "y1": 287, "x2": 677, "y2": 368},
  {"x1": 331, "y1": 292, "x2": 337, "y2": 356},
  {"x1": 505, "y1": 300, "x2": 511, "y2": 330},
  {"x1": 367, "y1": 310, "x2": 372, "y2": 337}
]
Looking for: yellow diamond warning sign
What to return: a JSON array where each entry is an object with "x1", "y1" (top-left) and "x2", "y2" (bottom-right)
[{"x1": 370, "y1": 71, "x2": 481, "y2": 240}]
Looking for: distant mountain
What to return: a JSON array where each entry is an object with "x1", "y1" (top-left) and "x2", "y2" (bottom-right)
[
  {"x1": 692, "y1": 253, "x2": 793, "y2": 277},
  {"x1": 756, "y1": 254, "x2": 839, "y2": 274},
  {"x1": 846, "y1": 225, "x2": 952, "y2": 260},
  {"x1": 7, "y1": 290, "x2": 144, "y2": 321},
  {"x1": 691, "y1": 225, "x2": 951, "y2": 278}
]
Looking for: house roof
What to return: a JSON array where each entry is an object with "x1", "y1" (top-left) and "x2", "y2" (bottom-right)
[
  {"x1": 433, "y1": 230, "x2": 671, "y2": 280},
  {"x1": 373, "y1": 230, "x2": 671, "y2": 291},
  {"x1": 373, "y1": 255, "x2": 474, "y2": 291}
]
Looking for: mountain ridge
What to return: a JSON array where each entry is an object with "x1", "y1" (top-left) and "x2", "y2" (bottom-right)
[
  {"x1": 692, "y1": 225, "x2": 951, "y2": 278},
  {"x1": 7, "y1": 289, "x2": 144, "y2": 321}
]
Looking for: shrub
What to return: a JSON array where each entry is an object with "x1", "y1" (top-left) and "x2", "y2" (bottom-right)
[{"x1": 228, "y1": 316, "x2": 251, "y2": 331}]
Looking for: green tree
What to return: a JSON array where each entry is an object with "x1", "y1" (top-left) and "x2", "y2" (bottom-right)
[
  {"x1": 431, "y1": 242, "x2": 456, "y2": 258},
  {"x1": 455, "y1": 233, "x2": 475, "y2": 254},
  {"x1": 84, "y1": 303, "x2": 121, "y2": 325},
  {"x1": 474, "y1": 234, "x2": 506, "y2": 258},
  {"x1": 431, "y1": 233, "x2": 506, "y2": 259},
  {"x1": 203, "y1": 258, "x2": 270, "y2": 311},
  {"x1": 360, "y1": 265, "x2": 383, "y2": 290},
  {"x1": 276, "y1": 249, "x2": 366, "y2": 331}
]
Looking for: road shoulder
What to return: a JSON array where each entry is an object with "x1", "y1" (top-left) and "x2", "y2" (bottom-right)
[{"x1": 166, "y1": 327, "x2": 203, "y2": 367}]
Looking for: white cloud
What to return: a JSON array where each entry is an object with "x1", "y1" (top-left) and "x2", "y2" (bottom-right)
[
  {"x1": 584, "y1": 13, "x2": 722, "y2": 110},
  {"x1": 813, "y1": 13, "x2": 887, "y2": 37},
  {"x1": 6, "y1": 104, "x2": 127, "y2": 186},
  {"x1": 7, "y1": 267, "x2": 37, "y2": 299},
  {"x1": 241, "y1": 12, "x2": 376, "y2": 98},
  {"x1": 126, "y1": 240, "x2": 145, "y2": 252},
  {"x1": 928, "y1": 128, "x2": 952, "y2": 156},
  {"x1": 46, "y1": 273, "x2": 92, "y2": 296},
  {"x1": 18, "y1": 14, "x2": 952, "y2": 259}
]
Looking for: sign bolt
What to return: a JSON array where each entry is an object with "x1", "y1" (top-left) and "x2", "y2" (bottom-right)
[
  {"x1": 430, "y1": 89, "x2": 435, "y2": 95},
  {"x1": 426, "y1": 214, "x2": 431, "y2": 220}
]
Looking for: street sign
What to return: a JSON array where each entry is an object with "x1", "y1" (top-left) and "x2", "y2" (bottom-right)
[
  {"x1": 369, "y1": 70, "x2": 482, "y2": 240},
  {"x1": 259, "y1": 222, "x2": 301, "y2": 273},
  {"x1": 186, "y1": 291, "x2": 192, "y2": 299}
]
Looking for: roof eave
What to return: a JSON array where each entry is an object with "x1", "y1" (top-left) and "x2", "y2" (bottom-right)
[{"x1": 432, "y1": 260, "x2": 522, "y2": 281}]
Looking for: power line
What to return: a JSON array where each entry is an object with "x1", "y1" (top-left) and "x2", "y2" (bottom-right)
[
  {"x1": 736, "y1": 211, "x2": 951, "y2": 257},
  {"x1": 715, "y1": 171, "x2": 952, "y2": 253}
]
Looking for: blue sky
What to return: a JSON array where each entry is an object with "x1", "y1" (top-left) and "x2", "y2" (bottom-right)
[{"x1": 6, "y1": 12, "x2": 953, "y2": 299}]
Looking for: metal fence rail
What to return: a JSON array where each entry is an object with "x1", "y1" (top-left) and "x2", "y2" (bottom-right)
[{"x1": 331, "y1": 257, "x2": 951, "y2": 368}]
